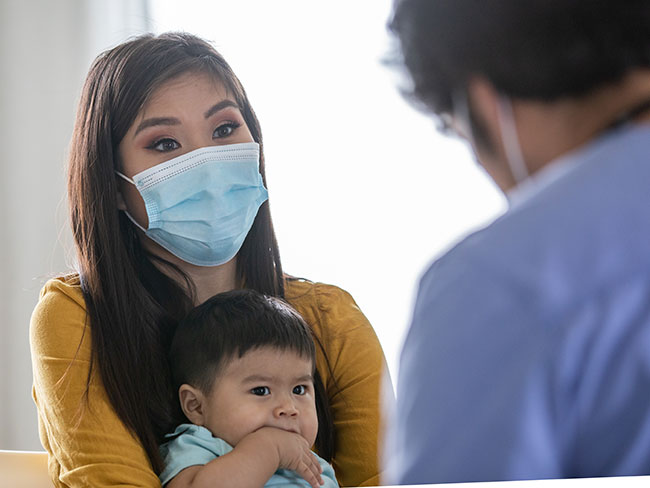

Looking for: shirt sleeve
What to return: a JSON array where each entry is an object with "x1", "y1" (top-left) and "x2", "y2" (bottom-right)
[
  {"x1": 309, "y1": 283, "x2": 390, "y2": 487},
  {"x1": 159, "y1": 425, "x2": 232, "y2": 486},
  {"x1": 30, "y1": 279, "x2": 162, "y2": 488}
]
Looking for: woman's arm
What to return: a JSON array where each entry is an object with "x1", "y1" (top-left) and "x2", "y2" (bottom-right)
[
  {"x1": 165, "y1": 427, "x2": 323, "y2": 488},
  {"x1": 30, "y1": 278, "x2": 161, "y2": 487}
]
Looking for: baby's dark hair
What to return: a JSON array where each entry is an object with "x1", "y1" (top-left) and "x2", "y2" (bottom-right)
[
  {"x1": 169, "y1": 289, "x2": 316, "y2": 395},
  {"x1": 169, "y1": 289, "x2": 335, "y2": 461}
]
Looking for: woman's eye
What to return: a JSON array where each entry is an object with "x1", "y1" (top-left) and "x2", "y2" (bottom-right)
[
  {"x1": 251, "y1": 386, "x2": 270, "y2": 396},
  {"x1": 213, "y1": 122, "x2": 240, "y2": 139},
  {"x1": 148, "y1": 138, "x2": 179, "y2": 152},
  {"x1": 293, "y1": 385, "x2": 307, "y2": 395}
]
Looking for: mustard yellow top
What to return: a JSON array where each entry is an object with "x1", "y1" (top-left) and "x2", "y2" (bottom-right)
[{"x1": 30, "y1": 275, "x2": 387, "y2": 487}]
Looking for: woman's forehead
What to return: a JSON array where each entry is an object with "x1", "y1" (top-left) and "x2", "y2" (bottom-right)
[{"x1": 139, "y1": 72, "x2": 231, "y2": 114}]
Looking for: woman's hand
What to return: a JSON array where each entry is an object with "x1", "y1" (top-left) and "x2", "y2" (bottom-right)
[{"x1": 248, "y1": 426, "x2": 324, "y2": 488}]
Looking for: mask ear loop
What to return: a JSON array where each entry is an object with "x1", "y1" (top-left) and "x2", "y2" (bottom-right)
[
  {"x1": 114, "y1": 170, "x2": 148, "y2": 232},
  {"x1": 115, "y1": 170, "x2": 135, "y2": 185},
  {"x1": 451, "y1": 89, "x2": 473, "y2": 141},
  {"x1": 495, "y1": 96, "x2": 529, "y2": 184}
]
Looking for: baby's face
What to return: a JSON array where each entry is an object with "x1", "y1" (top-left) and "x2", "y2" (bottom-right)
[{"x1": 201, "y1": 347, "x2": 318, "y2": 447}]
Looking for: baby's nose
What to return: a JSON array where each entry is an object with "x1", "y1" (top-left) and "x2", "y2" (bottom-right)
[{"x1": 273, "y1": 397, "x2": 299, "y2": 417}]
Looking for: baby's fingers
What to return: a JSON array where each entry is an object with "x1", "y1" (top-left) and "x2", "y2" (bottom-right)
[{"x1": 298, "y1": 453, "x2": 324, "y2": 488}]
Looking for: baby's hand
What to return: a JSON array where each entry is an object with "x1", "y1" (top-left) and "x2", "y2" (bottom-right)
[{"x1": 252, "y1": 426, "x2": 324, "y2": 488}]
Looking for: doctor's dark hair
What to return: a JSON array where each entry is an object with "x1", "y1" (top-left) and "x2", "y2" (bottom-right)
[
  {"x1": 388, "y1": 0, "x2": 650, "y2": 119},
  {"x1": 67, "y1": 32, "x2": 285, "y2": 473},
  {"x1": 169, "y1": 289, "x2": 335, "y2": 460}
]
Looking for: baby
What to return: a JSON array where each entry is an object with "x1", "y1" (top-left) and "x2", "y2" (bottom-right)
[{"x1": 160, "y1": 289, "x2": 339, "y2": 488}]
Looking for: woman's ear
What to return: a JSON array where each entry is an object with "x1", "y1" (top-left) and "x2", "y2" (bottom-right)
[
  {"x1": 179, "y1": 385, "x2": 206, "y2": 425},
  {"x1": 116, "y1": 188, "x2": 128, "y2": 211}
]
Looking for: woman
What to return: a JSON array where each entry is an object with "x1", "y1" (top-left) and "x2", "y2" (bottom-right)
[{"x1": 30, "y1": 32, "x2": 386, "y2": 487}]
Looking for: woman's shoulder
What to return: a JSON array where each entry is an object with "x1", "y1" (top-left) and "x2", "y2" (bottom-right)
[
  {"x1": 32, "y1": 273, "x2": 86, "y2": 318},
  {"x1": 284, "y1": 276, "x2": 369, "y2": 336},
  {"x1": 30, "y1": 273, "x2": 90, "y2": 361},
  {"x1": 285, "y1": 276, "x2": 357, "y2": 312},
  {"x1": 32, "y1": 272, "x2": 81, "y2": 299}
]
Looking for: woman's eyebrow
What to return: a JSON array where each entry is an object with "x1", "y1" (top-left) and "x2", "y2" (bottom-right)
[
  {"x1": 133, "y1": 100, "x2": 240, "y2": 137},
  {"x1": 204, "y1": 99, "x2": 239, "y2": 119},
  {"x1": 134, "y1": 117, "x2": 180, "y2": 136}
]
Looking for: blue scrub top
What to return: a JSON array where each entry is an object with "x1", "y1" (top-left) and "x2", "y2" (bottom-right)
[{"x1": 388, "y1": 125, "x2": 650, "y2": 484}]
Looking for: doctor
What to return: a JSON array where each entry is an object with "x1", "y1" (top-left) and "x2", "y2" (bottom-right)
[{"x1": 386, "y1": 0, "x2": 650, "y2": 484}]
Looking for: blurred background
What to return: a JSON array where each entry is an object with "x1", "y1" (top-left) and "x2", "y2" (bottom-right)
[{"x1": 0, "y1": 0, "x2": 505, "y2": 450}]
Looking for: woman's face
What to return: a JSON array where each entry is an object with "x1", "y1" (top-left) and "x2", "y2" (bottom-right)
[{"x1": 117, "y1": 71, "x2": 254, "y2": 233}]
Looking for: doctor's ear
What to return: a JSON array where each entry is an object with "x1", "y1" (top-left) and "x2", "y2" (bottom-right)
[
  {"x1": 178, "y1": 385, "x2": 206, "y2": 425},
  {"x1": 467, "y1": 76, "x2": 501, "y2": 134}
]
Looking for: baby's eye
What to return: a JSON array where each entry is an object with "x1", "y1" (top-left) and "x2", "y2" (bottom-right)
[
  {"x1": 293, "y1": 385, "x2": 307, "y2": 395},
  {"x1": 148, "y1": 138, "x2": 180, "y2": 152},
  {"x1": 213, "y1": 122, "x2": 241, "y2": 139},
  {"x1": 251, "y1": 386, "x2": 270, "y2": 396}
]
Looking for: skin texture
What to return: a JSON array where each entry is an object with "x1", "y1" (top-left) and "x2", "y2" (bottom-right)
[
  {"x1": 116, "y1": 72, "x2": 256, "y2": 304},
  {"x1": 169, "y1": 347, "x2": 323, "y2": 488}
]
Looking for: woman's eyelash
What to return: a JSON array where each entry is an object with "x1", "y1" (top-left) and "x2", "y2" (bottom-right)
[
  {"x1": 146, "y1": 137, "x2": 179, "y2": 151},
  {"x1": 214, "y1": 121, "x2": 242, "y2": 137},
  {"x1": 144, "y1": 120, "x2": 242, "y2": 150}
]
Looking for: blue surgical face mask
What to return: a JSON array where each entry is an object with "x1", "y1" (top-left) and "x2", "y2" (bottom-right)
[
  {"x1": 453, "y1": 90, "x2": 530, "y2": 194},
  {"x1": 495, "y1": 95, "x2": 529, "y2": 185},
  {"x1": 116, "y1": 142, "x2": 268, "y2": 266}
]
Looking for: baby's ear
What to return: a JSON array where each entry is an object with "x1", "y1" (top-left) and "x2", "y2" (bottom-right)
[{"x1": 179, "y1": 384, "x2": 205, "y2": 425}]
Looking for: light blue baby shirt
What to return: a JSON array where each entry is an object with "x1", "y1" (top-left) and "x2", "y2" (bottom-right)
[
  {"x1": 160, "y1": 424, "x2": 338, "y2": 487},
  {"x1": 388, "y1": 125, "x2": 650, "y2": 484}
]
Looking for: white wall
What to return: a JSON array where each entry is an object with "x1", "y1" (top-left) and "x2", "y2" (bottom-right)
[
  {"x1": 149, "y1": 0, "x2": 507, "y2": 386},
  {"x1": 0, "y1": 0, "x2": 149, "y2": 451},
  {"x1": 1, "y1": 0, "x2": 505, "y2": 451}
]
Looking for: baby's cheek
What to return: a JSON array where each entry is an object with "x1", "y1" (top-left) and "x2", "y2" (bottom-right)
[{"x1": 303, "y1": 409, "x2": 320, "y2": 447}]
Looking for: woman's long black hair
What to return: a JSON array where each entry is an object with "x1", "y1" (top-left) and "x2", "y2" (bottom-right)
[{"x1": 67, "y1": 32, "x2": 333, "y2": 472}]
